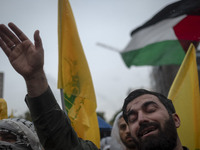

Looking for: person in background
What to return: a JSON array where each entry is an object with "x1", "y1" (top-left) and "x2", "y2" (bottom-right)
[
  {"x1": 100, "y1": 136, "x2": 111, "y2": 150},
  {"x1": 0, "y1": 118, "x2": 43, "y2": 150},
  {"x1": 122, "y1": 89, "x2": 189, "y2": 150},
  {"x1": 110, "y1": 112, "x2": 137, "y2": 150}
]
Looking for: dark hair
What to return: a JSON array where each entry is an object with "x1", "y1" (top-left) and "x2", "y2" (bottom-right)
[{"x1": 122, "y1": 89, "x2": 175, "y2": 123}]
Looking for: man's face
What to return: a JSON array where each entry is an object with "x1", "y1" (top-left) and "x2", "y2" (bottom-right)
[
  {"x1": 126, "y1": 94, "x2": 178, "y2": 150},
  {"x1": 118, "y1": 116, "x2": 136, "y2": 149}
]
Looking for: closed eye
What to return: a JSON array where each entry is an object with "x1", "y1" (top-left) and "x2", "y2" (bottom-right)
[
  {"x1": 128, "y1": 115, "x2": 137, "y2": 123},
  {"x1": 143, "y1": 101, "x2": 158, "y2": 113},
  {"x1": 127, "y1": 110, "x2": 137, "y2": 124}
]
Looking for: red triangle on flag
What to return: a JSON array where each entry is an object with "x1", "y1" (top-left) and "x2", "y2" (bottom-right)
[{"x1": 173, "y1": 15, "x2": 200, "y2": 52}]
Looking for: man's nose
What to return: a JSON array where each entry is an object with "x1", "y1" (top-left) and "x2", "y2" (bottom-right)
[
  {"x1": 138, "y1": 112, "x2": 149, "y2": 125},
  {"x1": 125, "y1": 125, "x2": 130, "y2": 133}
]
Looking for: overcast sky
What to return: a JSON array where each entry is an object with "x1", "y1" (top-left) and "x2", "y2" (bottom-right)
[{"x1": 0, "y1": 0, "x2": 178, "y2": 120}]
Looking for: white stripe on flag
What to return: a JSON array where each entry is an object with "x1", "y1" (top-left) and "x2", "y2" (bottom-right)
[{"x1": 124, "y1": 15, "x2": 186, "y2": 52}]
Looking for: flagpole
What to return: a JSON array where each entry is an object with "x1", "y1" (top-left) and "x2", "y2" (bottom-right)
[
  {"x1": 60, "y1": 89, "x2": 67, "y2": 114},
  {"x1": 96, "y1": 42, "x2": 120, "y2": 52}
]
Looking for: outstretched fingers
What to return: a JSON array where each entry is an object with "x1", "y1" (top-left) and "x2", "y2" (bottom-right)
[
  {"x1": 8, "y1": 22, "x2": 29, "y2": 42},
  {"x1": 0, "y1": 24, "x2": 15, "y2": 56},
  {"x1": 0, "y1": 23, "x2": 34, "y2": 57},
  {"x1": 0, "y1": 24, "x2": 21, "y2": 46},
  {"x1": 0, "y1": 37, "x2": 10, "y2": 57}
]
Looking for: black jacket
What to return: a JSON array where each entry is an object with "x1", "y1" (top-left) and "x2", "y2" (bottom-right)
[{"x1": 25, "y1": 87, "x2": 99, "y2": 150}]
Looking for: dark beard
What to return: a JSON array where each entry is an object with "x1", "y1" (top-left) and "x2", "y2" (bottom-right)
[
  {"x1": 124, "y1": 142, "x2": 137, "y2": 150},
  {"x1": 121, "y1": 132, "x2": 137, "y2": 149},
  {"x1": 139, "y1": 115, "x2": 178, "y2": 150}
]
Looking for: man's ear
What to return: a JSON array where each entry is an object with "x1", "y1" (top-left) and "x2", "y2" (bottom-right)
[{"x1": 172, "y1": 113, "x2": 181, "y2": 128}]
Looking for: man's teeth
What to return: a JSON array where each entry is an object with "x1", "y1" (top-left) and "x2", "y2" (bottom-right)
[
  {"x1": 141, "y1": 127, "x2": 156, "y2": 136},
  {"x1": 143, "y1": 129, "x2": 153, "y2": 136}
]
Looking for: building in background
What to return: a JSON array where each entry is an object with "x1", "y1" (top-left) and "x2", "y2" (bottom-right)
[{"x1": 151, "y1": 49, "x2": 200, "y2": 97}]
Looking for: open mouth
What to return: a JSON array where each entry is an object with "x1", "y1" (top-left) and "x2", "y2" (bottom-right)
[{"x1": 138, "y1": 126, "x2": 157, "y2": 138}]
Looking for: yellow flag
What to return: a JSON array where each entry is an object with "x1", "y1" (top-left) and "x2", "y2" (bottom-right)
[
  {"x1": 57, "y1": 0, "x2": 100, "y2": 147},
  {"x1": 0, "y1": 98, "x2": 8, "y2": 120},
  {"x1": 9, "y1": 109, "x2": 14, "y2": 118},
  {"x1": 168, "y1": 44, "x2": 200, "y2": 150}
]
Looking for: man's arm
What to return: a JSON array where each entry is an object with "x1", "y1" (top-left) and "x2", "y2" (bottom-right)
[
  {"x1": 0, "y1": 23, "x2": 48, "y2": 97},
  {"x1": 0, "y1": 23, "x2": 98, "y2": 150},
  {"x1": 25, "y1": 86, "x2": 98, "y2": 150}
]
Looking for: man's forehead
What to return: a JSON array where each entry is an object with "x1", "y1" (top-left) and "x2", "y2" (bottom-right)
[
  {"x1": 118, "y1": 116, "x2": 126, "y2": 124},
  {"x1": 126, "y1": 94, "x2": 162, "y2": 110}
]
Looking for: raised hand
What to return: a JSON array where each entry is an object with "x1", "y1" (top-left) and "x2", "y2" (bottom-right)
[
  {"x1": 0, "y1": 23, "x2": 48, "y2": 97},
  {"x1": 0, "y1": 23, "x2": 44, "y2": 80}
]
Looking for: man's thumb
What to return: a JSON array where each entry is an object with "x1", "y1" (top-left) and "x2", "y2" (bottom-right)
[{"x1": 34, "y1": 30, "x2": 43, "y2": 49}]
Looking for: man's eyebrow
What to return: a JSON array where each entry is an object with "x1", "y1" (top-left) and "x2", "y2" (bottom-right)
[
  {"x1": 142, "y1": 101, "x2": 158, "y2": 109},
  {"x1": 126, "y1": 101, "x2": 158, "y2": 116},
  {"x1": 119, "y1": 123, "x2": 126, "y2": 127}
]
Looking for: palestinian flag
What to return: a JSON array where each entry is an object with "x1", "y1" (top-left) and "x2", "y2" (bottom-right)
[{"x1": 121, "y1": 0, "x2": 200, "y2": 67}]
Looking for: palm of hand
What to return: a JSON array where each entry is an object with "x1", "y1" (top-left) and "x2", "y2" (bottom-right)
[
  {"x1": 9, "y1": 40, "x2": 44, "y2": 79},
  {"x1": 0, "y1": 23, "x2": 44, "y2": 80}
]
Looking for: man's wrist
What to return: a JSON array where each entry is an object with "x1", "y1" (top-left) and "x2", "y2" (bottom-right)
[{"x1": 25, "y1": 70, "x2": 48, "y2": 97}]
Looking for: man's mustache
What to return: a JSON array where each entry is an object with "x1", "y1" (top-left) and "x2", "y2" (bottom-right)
[
  {"x1": 137, "y1": 122, "x2": 160, "y2": 138},
  {"x1": 125, "y1": 133, "x2": 133, "y2": 140}
]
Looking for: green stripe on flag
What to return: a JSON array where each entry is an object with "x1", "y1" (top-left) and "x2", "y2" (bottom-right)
[{"x1": 121, "y1": 40, "x2": 185, "y2": 67}]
